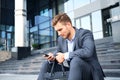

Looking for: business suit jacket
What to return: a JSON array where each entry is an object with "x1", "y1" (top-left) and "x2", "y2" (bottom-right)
[{"x1": 55, "y1": 28, "x2": 105, "y2": 80}]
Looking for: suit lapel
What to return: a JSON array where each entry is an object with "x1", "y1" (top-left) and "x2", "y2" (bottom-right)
[{"x1": 73, "y1": 29, "x2": 79, "y2": 51}]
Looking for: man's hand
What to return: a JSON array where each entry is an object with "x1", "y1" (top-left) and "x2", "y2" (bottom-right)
[
  {"x1": 55, "y1": 52, "x2": 65, "y2": 64},
  {"x1": 44, "y1": 52, "x2": 55, "y2": 61}
]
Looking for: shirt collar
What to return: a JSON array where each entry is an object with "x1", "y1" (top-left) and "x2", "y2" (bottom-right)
[{"x1": 67, "y1": 33, "x2": 75, "y2": 42}]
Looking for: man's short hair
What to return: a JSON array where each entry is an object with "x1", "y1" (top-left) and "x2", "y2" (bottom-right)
[{"x1": 52, "y1": 13, "x2": 72, "y2": 27}]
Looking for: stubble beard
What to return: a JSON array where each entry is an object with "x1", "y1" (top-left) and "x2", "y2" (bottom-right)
[{"x1": 65, "y1": 32, "x2": 71, "y2": 39}]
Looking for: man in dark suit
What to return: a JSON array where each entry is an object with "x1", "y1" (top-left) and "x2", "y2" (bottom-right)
[{"x1": 37, "y1": 13, "x2": 105, "y2": 80}]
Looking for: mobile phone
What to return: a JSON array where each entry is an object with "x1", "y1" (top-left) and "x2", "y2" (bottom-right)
[{"x1": 44, "y1": 54, "x2": 49, "y2": 57}]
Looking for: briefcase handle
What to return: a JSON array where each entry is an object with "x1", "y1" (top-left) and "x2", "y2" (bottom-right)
[{"x1": 50, "y1": 61, "x2": 66, "y2": 77}]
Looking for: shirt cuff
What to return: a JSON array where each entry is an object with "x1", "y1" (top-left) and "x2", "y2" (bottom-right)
[{"x1": 64, "y1": 52, "x2": 70, "y2": 60}]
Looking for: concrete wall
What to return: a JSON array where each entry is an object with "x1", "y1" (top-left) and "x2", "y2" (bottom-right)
[
  {"x1": 74, "y1": 0, "x2": 120, "y2": 18},
  {"x1": 0, "y1": 51, "x2": 11, "y2": 62}
]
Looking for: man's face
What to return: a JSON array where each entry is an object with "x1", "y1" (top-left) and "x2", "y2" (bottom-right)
[{"x1": 54, "y1": 22, "x2": 70, "y2": 39}]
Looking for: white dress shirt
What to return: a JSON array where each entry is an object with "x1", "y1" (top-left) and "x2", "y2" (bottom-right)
[{"x1": 64, "y1": 35, "x2": 75, "y2": 60}]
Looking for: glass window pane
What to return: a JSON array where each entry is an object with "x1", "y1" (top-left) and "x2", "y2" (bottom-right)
[
  {"x1": 39, "y1": 28, "x2": 50, "y2": 36},
  {"x1": 33, "y1": 31, "x2": 38, "y2": 40},
  {"x1": 39, "y1": 28, "x2": 50, "y2": 44},
  {"x1": 30, "y1": 26, "x2": 38, "y2": 32},
  {"x1": 75, "y1": 18, "x2": 80, "y2": 29},
  {"x1": 0, "y1": 31, "x2": 6, "y2": 38},
  {"x1": 81, "y1": 15, "x2": 91, "y2": 30},
  {"x1": 7, "y1": 33, "x2": 11, "y2": 39},
  {"x1": 0, "y1": 25, "x2": 5, "y2": 30},
  {"x1": 92, "y1": 10, "x2": 103, "y2": 39},
  {"x1": 67, "y1": 12, "x2": 75, "y2": 26},
  {"x1": 58, "y1": 0, "x2": 64, "y2": 12},
  {"x1": 39, "y1": 21, "x2": 49, "y2": 30},
  {"x1": 110, "y1": 7, "x2": 120, "y2": 17},
  {"x1": 64, "y1": 0, "x2": 74, "y2": 12},
  {"x1": 43, "y1": 9, "x2": 49, "y2": 17},
  {"x1": 35, "y1": 15, "x2": 49, "y2": 25},
  {"x1": 6, "y1": 25, "x2": 13, "y2": 32},
  {"x1": 92, "y1": 10, "x2": 102, "y2": 32}
]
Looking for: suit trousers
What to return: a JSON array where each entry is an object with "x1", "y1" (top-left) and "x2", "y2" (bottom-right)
[{"x1": 37, "y1": 57, "x2": 93, "y2": 80}]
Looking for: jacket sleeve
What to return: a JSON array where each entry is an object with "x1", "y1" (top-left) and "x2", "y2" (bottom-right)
[
  {"x1": 53, "y1": 37, "x2": 62, "y2": 56},
  {"x1": 69, "y1": 30, "x2": 95, "y2": 59}
]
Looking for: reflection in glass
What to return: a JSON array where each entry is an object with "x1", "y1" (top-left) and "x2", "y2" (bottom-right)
[
  {"x1": 39, "y1": 28, "x2": 50, "y2": 36},
  {"x1": 35, "y1": 16, "x2": 49, "y2": 25},
  {"x1": 39, "y1": 21, "x2": 49, "y2": 30},
  {"x1": 28, "y1": 1, "x2": 56, "y2": 48},
  {"x1": 7, "y1": 33, "x2": 11, "y2": 39},
  {"x1": 0, "y1": 25, "x2": 5, "y2": 30},
  {"x1": 7, "y1": 39, "x2": 11, "y2": 51},
  {"x1": 30, "y1": 26, "x2": 38, "y2": 33},
  {"x1": 0, "y1": 31, "x2": 6, "y2": 38},
  {"x1": 6, "y1": 25, "x2": 13, "y2": 32}
]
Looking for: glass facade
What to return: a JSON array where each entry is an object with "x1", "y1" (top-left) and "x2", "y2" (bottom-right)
[
  {"x1": 75, "y1": 10, "x2": 103, "y2": 39},
  {"x1": 0, "y1": 25, "x2": 14, "y2": 51},
  {"x1": 64, "y1": 0, "x2": 97, "y2": 32},
  {"x1": 0, "y1": 0, "x2": 120, "y2": 51},
  {"x1": 66, "y1": 0, "x2": 119, "y2": 39},
  {"x1": 102, "y1": 3, "x2": 119, "y2": 37},
  {"x1": 0, "y1": 0, "x2": 14, "y2": 51},
  {"x1": 29, "y1": 11, "x2": 53, "y2": 48},
  {"x1": 27, "y1": 0, "x2": 63, "y2": 49}
]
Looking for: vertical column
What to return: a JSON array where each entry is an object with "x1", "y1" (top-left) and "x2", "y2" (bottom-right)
[{"x1": 15, "y1": 0, "x2": 27, "y2": 47}]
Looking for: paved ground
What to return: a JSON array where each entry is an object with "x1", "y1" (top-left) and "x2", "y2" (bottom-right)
[
  {"x1": 0, "y1": 74, "x2": 120, "y2": 80},
  {"x1": 0, "y1": 74, "x2": 38, "y2": 80}
]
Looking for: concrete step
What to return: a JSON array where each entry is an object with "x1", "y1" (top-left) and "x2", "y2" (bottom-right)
[
  {"x1": 101, "y1": 63, "x2": 120, "y2": 69},
  {"x1": 0, "y1": 65, "x2": 41, "y2": 70},
  {"x1": 0, "y1": 69, "x2": 40, "y2": 74},
  {"x1": 0, "y1": 74, "x2": 120, "y2": 80},
  {"x1": 97, "y1": 49, "x2": 120, "y2": 55},
  {"x1": 99, "y1": 58, "x2": 120, "y2": 63},
  {"x1": 104, "y1": 69, "x2": 120, "y2": 77},
  {"x1": 0, "y1": 74, "x2": 38, "y2": 80},
  {"x1": 98, "y1": 53, "x2": 120, "y2": 61}
]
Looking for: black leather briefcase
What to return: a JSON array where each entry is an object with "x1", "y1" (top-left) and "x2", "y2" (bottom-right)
[{"x1": 44, "y1": 62, "x2": 69, "y2": 80}]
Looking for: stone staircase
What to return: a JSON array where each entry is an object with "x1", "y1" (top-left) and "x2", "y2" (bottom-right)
[
  {"x1": 0, "y1": 47, "x2": 56, "y2": 74},
  {"x1": 95, "y1": 37, "x2": 120, "y2": 77},
  {"x1": 0, "y1": 54, "x2": 43, "y2": 74},
  {"x1": 0, "y1": 37, "x2": 120, "y2": 79}
]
